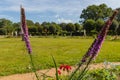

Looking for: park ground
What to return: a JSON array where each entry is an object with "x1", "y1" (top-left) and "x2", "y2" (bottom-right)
[{"x1": 0, "y1": 37, "x2": 120, "y2": 79}]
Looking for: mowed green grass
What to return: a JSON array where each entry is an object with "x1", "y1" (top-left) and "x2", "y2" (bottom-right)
[{"x1": 0, "y1": 37, "x2": 120, "y2": 76}]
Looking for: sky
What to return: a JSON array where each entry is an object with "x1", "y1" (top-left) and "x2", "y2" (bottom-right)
[{"x1": 0, "y1": 0, "x2": 120, "y2": 23}]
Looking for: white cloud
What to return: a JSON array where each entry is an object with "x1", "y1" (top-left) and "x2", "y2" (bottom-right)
[
  {"x1": 1, "y1": 0, "x2": 119, "y2": 14},
  {"x1": 55, "y1": 14, "x2": 59, "y2": 18},
  {"x1": 0, "y1": 0, "x2": 120, "y2": 23},
  {"x1": 0, "y1": 0, "x2": 82, "y2": 14},
  {"x1": 0, "y1": 15, "x2": 15, "y2": 21},
  {"x1": 57, "y1": 18, "x2": 73, "y2": 23},
  {"x1": 1, "y1": 0, "x2": 120, "y2": 12}
]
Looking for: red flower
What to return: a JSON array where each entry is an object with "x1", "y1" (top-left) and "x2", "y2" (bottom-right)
[
  {"x1": 59, "y1": 64, "x2": 65, "y2": 70},
  {"x1": 58, "y1": 69, "x2": 61, "y2": 75},
  {"x1": 65, "y1": 65, "x2": 72, "y2": 72},
  {"x1": 59, "y1": 64, "x2": 72, "y2": 72}
]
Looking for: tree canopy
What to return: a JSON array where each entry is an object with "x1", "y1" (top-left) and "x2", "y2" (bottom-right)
[{"x1": 80, "y1": 4, "x2": 112, "y2": 22}]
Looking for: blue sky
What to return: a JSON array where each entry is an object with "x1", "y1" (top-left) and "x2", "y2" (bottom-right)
[{"x1": 0, "y1": 0, "x2": 120, "y2": 23}]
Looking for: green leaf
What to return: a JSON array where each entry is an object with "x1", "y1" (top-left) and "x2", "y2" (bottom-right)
[{"x1": 51, "y1": 54, "x2": 59, "y2": 80}]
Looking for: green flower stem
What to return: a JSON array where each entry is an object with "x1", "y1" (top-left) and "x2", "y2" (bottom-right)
[
  {"x1": 77, "y1": 56, "x2": 93, "y2": 80},
  {"x1": 51, "y1": 54, "x2": 59, "y2": 80},
  {"x1": 68, "y1": 62, "x2": 84, "y2": 80},
  {"x1": 29, "y1": 54, "x2": 40, "y2": 80}
]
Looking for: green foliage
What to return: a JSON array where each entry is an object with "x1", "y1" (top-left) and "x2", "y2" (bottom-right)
[
  {"x1": 95, "y1": 19, "x2": 105, "y2": 33},
  {"x1": 0, "y1": 18, "x2": 13, "y2": 35},
  {"x1": 59, "y1": 23, "x2": 67, "y2": 31},
  {"x1": 116, "y1": 22, "x2": 120, "y2": 35},
  {"x1": 74, "y1": 23, "x2": 83, "y2": 32},
  {"x1": 59, "y1": 65, "x2": 120, "y2": 80},
  {"x1": 26, "y1": 20, "x2": 35, "y2": 27},
  {"x1": 28, "y1": 26, "x2": 37, "y2": 36},
  {"x1": 35, "y1": 22, "x2": 43, "y2": 35},
  {"x1": 49, "y1": 23, "x2": 58, "y2": 35},
  {"x1": 0, "y1": 28, "x2": 6, "y2": 35},
  {"x1": 66, "y1": 23, "x2": 75, "y2": 32},
  {"x1": 99, "y1": 4, "x2": 112, "y2": 19},
  {"x1": 109, "y1": 20, "x2": 119, "y2": 35},
  {"x1": 86, "y1": 69, "x2": 117, "y2": 80},
  {"x1": 51, "y1": 55, "x2": 59, "y2": 80},
  {"x1": 29, "y1": 54, "x2": 40, "y2": 80},
  {"x1": 68, "y1": 66, "x2": 119, "y2": 80},
  {"x1": 47, "y1": 64, "x2": 120, "y2": 80},
  {"x1": 83, "y1": 19, "x2": 95, "y2": 35},
  {"x1": 116, "y1": 8, "x2": 120, "y2": 22},
  {"x1": 41, "y1": 22, "x2": 50, "y2": 35},
  {"x1": 80, "y1": 3, "x2": 112, "y2": 22},
  {"x1": 66, "y1": 23, "x2": 76, "y2": 36},
  {"x1": 12, "y1": 22, "x2": 21, "y2": 33}
]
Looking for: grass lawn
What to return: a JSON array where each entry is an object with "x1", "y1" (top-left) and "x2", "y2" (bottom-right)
[{"x1": 0, "y1": 37, "x2": 120, "y2": 76}]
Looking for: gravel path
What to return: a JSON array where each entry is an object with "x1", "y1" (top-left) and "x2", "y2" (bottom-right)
[{"x1": 0, "y1": 62, "x2": 120, "y2": 80}]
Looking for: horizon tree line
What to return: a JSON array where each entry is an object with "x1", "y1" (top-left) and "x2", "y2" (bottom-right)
[{"x1": 0, "y1": 3, "x2": 120, "y2": 37}]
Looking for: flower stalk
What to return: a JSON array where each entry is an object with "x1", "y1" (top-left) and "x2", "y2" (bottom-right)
[
  {"x1": 20, "y1": 6, "x2": 39, "y2": 80},
  {"x1": 69, "y1": 10, "x2": 118, "y2": 80},
  {"x1": 82, "y1": 10, "x2": 118, "y2": 62},
  {"x1": 21, "y1": 6, "x2": 32, "y2": 54}
]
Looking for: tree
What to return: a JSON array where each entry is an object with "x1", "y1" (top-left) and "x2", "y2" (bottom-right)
[
  {"x1": 0, "y1": 28, "x2": 5, "y2": 35},
  {"x1": 66, "y1": 23, "x2": 75, "y2": 36},
  {"x1": 59, "y1": 23, "x2": 67, "y2": 31},
  {"x1": 49, "y1": 24, "x2": 56, "y2": 35},
  {"x1": 74, "y1": 23, "x2": 82, "y2": 32},
  {"x1": 59, "y1": 23, "x2": 67, "y2": 36},
  {"x1": 116, "y1": 8, "x2": 120, "y2": 22},
  {"x1": 35, "y1": 22, "x2": 43, "y2": 35},
  {"x1": 48, "y1": 22, "x2": 61, "y2": 35},
  {"x1": 83, "y1": 19, "x2": 95, "y2": 35},
  {"x1": 99, "y1": 4, "x2": 112, "y2": 19},
  {"x1": 95, "y1": 19, "x2": 105, "y2": 33},
  {"x1": 54, "y1": 23, "x2": 61, "y2": 35},
  {"x1": 28, "y1": 26, "x2": 37, "y2": 36},
  {"x1": 116, "y1": 22, "x2": 120, "y2": 35},
  {"x1": 0, "y1": 18, "x2": 6, "y2": 35},
  {"x1": 74, "y1": 23, "x2": 83, "y2": 36},
  {"x1": 80, "y1": 4, "x2": 112, "y2": 22},
  {"x1": 26, "y1": 20, "x2": 35, "y2": 27},
  {"x1": 41, "y1": 22, "x2": 50, "y2": 36},
  {"x1": 0, "y1": 18, "x2": 5, "y2": 28},
  {"x1": 109, "y1": 20, "x2": 119, "y2": 35},
  {"x1": 13, "y1": 22, "x2": 21, "y2": 36},
  {"x1": 26, "y1": 20, "x2": 36, "y2": 35},
  {"x1": 0, "y1": 18, "x2": 13, "y2": 35}
]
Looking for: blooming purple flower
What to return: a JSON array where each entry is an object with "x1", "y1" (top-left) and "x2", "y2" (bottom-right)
[
  {"x1": 81, "y1": 11, "x2": 118, "y2": 62},
  {"x1": 21, "y1": 7, "x2": 32, "y2": 54}
]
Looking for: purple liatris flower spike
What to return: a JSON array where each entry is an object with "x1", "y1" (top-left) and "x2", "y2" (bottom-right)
[
  {"x1": 21, "y1": 6, "x2": 32, "y2": 54},
  {"x1": 82, "y1": 10, "x2": 118, "y2": 62}
]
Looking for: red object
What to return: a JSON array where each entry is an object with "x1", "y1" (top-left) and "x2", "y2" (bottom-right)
[
  {"x1": 59, "y1": 64, "x2": 65, "y2": 70},
  {"x1": 59, "y1": 64, "x2": 72, "y2": 72},
  {"x1": 65, "y1": 65, "x2": 72, "y2": 72},
  {"x1": 58, "y1": 70, "x2": 61, "y2": 75}
]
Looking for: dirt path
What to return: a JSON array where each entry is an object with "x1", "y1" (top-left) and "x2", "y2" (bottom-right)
[{"x1": 0, "y1": 62, "x2": 120, "y2": 80}]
